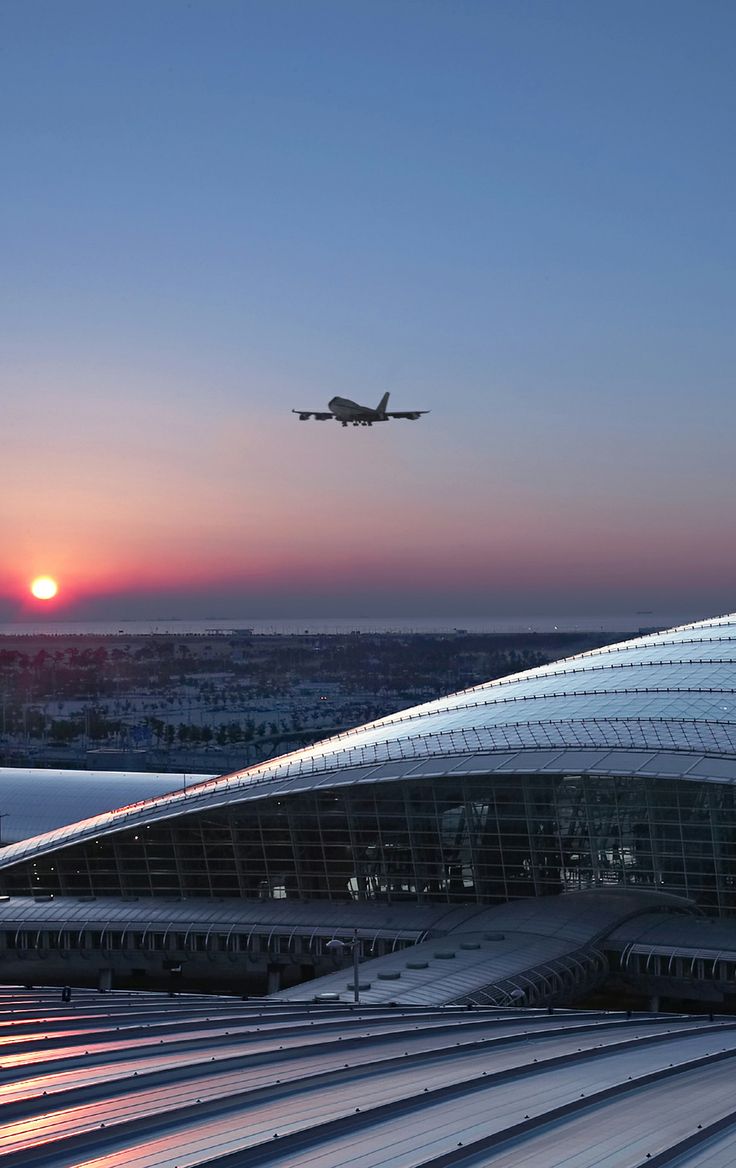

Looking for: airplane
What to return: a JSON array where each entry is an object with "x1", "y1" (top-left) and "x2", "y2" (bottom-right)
[{"x1": 293, "y1": 392, "x2": 429, "y2": 427}]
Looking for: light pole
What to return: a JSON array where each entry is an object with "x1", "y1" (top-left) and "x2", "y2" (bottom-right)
[{"x1": 326, "y1": 928, "x2": 361, "y2": 1004}]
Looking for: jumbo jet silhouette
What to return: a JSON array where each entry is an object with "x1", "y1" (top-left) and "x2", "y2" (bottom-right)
[{"x1": 293, "y1": 392, "x2": 428, "y2": 427}]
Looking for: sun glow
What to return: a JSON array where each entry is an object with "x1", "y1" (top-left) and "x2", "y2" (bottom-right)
[{"x1": 30, "y1": 575, "x2": 59, "y2": 601}]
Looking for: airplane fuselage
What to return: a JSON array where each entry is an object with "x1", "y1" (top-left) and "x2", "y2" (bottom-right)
[{"x1": 328, "y1": 396, "x2": 387, "y2": 423}]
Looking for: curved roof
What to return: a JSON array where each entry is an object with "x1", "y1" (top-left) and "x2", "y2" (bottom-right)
[
  {"x1": 0, "y1": 767, "x2": 215, "y2": 844},
  {"x1": 1, "y1": 611, "x2": 735, "y2": 868},
  {"x1": 4, "y1": 987, "x2": 736, "y2": 1168}
]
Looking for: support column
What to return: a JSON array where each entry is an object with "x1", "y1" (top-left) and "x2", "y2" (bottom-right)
[
  {"x1": 267, "y1": 964, "x2": 281, "y2": 994},
  {"x1": 98, "y1": 968, "x2": 112, "y2": 992}
]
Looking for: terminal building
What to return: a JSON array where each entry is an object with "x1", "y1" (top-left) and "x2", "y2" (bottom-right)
[{"x1": 1, "y1": 612, "x2": 736, "y2": 1006}]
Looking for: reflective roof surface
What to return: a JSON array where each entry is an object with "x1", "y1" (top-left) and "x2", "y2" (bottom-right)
[
  {"x1": 270, "y1": 610, "x2": 736, "y2": 762},
  {"x1": 0, "y1": 768, "x2": 214, "y2": 844},
  {"x1": 2, "y1": 988, "x2": 736, "y2": 1168},
  {"x1": 1, "y1": 612, "x2": 735, "y2": 868}
]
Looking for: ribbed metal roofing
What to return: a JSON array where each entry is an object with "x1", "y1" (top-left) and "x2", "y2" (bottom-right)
[
  {"x1": 230, "y1": 610, "x2": 736, "y2": 764},
  {"x1": 2, "y1": 988, "x2": 736, "y2": 1167},
  {"x1": 1, "y1": 612, "x2": 735, "y2": 869},
  {"x1": 219, "y1": 611, "x2": 736, "y2": 774}
]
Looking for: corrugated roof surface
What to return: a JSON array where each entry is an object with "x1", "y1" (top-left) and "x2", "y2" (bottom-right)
[
  {"x1": 273, "y1": 890, "x2": 699, "y2": 1007},
  {"x1": 212, "y1": 610, "x2": 736, "y2": 773},
  {"x1": 2, "y1": 989, "x2": 736, "y2": 1167},
  {"x1": 277, "y1": 928, "x2": 593, "y2": 1007},
  {"x1": 0, "y1": 893, "x2": 447, "y2": 940},
  {"x1": 0, "y1": 890, "x2": 705, "y2": 1008},
  {"x1": 0, "y1": 888, "x2": 689, "y2": 938},
  {"x1": 610, "y1": 911, "x2": 736, "y2": 954}
]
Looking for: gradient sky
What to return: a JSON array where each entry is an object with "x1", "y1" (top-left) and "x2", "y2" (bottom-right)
[{"x1": 3, "y1": 0, "x2": 735, "y2": 620}]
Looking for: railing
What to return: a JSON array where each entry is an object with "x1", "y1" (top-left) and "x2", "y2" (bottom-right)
[{"x1": 453, "y1": 944, "x2": 609, "y2": 1008}]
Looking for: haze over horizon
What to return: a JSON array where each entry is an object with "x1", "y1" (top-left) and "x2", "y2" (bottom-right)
[{"x1": 4, "y1": 1, "x2": 734, "y2": 624}]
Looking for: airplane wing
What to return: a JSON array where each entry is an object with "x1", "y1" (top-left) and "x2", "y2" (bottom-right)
[
  {"x1": 385, "y1": 410, "x2": 430, "y2": 420},
  {"x1": 292, "y1": 409, "x2": 334, "y2": 420}
]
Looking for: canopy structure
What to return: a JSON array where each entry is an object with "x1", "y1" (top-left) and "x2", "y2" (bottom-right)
[
  {"x1": 0, "y1": 613, "x2": 735, "y2": 920},
  {"x1": 1, "y1": 612, "x2": 735, "y2": 870}
]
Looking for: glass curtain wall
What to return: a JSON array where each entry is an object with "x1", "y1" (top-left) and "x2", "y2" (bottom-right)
[{"x1": 4, "y1": 774, "x2": 736, "y2": 914}]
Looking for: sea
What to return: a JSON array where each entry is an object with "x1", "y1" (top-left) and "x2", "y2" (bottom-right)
[{"x1": 0, "y1": 613, "x2": 702, "y2": 637}]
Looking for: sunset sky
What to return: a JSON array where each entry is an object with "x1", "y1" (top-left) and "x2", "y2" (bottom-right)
[{"x1": 4, "y1": 1, "x2": 735, "y2": 621}]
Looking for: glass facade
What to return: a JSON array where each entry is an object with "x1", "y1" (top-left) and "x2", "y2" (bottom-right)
[{"x1": 4, "y1": 772, "x2": 736, "y2": 915}]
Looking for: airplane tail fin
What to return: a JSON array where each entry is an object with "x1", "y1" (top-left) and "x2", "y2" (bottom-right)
[{"x1": 376, "y1": 392, "x2": 390, "y2": 415}]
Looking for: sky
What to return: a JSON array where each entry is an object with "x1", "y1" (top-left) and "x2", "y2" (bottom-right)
[{"x1": 2, "y1": 0, "x2": 735, "y2": 621}]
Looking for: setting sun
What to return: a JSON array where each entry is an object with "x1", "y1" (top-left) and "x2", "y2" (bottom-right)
[{"x1": 30, "y1": 575, "x2": 59, "y2": 601}]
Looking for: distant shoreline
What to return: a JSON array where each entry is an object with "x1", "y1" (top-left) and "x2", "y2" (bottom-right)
[{"x1": 0, "y1": 613, "x2": 693, "y2": 638}]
